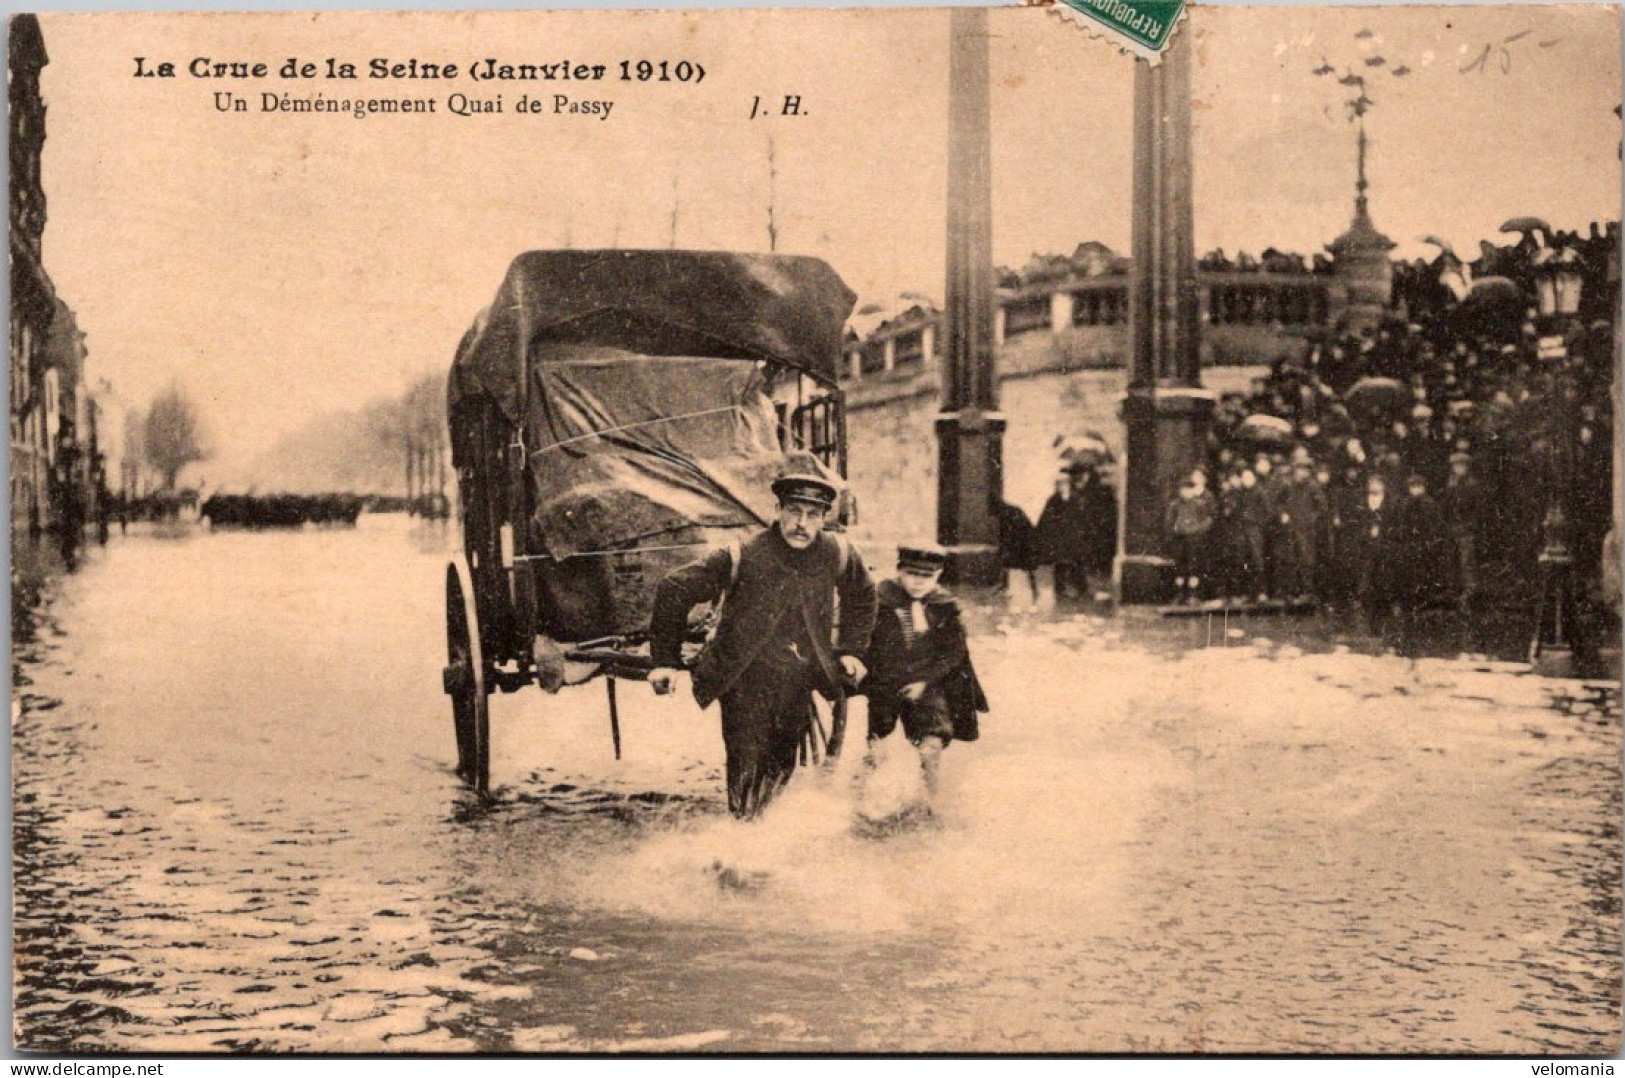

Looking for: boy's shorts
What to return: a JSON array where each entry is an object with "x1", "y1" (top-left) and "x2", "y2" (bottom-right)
[{"x1": 868, "y1": 685, "x2": 953, "y2": 745}]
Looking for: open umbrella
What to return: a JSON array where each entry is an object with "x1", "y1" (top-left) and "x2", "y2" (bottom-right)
[
  {"x1": 1418, "y1": 234, "x2": 1457, "y2": 256},
  {"x1": 1452, "y1": 275, "x2": 1529, "y2": 341},
  {"x1": 1460, "y1": 275, "x2": 1525, "y2": 306},
  {"x1": 1499, "y1": 216, "x2": 1552, "y2": 244},
  {"x1": 1054, "y1": 431, "x2": 1115, "y2": 466},
  {"x1": 1344, "y1": 377, "x2": 1410, "y2": 424},
  {"x1": 1233, "y1": 414, "x2": 1295, "y2": 447}
]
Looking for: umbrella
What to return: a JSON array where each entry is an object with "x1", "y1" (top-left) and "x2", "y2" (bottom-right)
[
  {"x1": 1499, "y1": 216, "x2": 1552, "y2": 244},
  {"x1": 1344, "y1": 377, "x2": 1410, "y2": 423},
  {"x1": 1453, "y1": 276, "x2": 1529, "y2": 342},
  {"x1": 1055, "y1": 431, "x2": 1114, "y2": 466},
  {"x1": 1233, "y1": 414, "x2": 1295, "y2": 447},
  {"x1": 1461, "y1": 275, "x2": 1524, "y2": 305},
  {"x1": 1418, "y1": 234, "x2": 1456, "y2": 257}
]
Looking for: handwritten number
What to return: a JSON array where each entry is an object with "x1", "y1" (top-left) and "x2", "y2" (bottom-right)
[{"x1": 1460, "y1": 29, "x2": 1549, "y2": 75}]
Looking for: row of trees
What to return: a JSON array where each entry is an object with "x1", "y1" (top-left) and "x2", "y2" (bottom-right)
[
  {"x1": 362, "y1": 374, "x2": 447, "y2": 509},
  {"x1": 230, "y1": 372, "x2": 447, "y2": 502},
  {"x1": 120, "y1": 373, "x2": 448, "y2": 505}
]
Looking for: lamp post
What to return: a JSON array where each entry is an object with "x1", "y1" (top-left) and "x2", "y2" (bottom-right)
[
  {"x1": 1313, "y1": 39, "x2": 1407, "y2": 332},
  {"x1": 1529, "y1": 245, "x2": 1585, "y2": 677}
]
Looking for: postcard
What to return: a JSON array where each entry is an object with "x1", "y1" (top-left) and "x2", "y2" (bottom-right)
[{"x1": 10, "y1": 3, "x2": 1622, "y2": 1056}]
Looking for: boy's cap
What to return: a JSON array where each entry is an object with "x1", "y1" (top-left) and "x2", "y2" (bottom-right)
[
  {"x1": 897, "y1": 543, "x2": 948, "y2": 572},
  {"x1": 771, "y1": 472, "x2": 838, "y2": 509}
]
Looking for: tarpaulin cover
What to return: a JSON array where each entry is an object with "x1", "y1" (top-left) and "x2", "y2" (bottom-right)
[
  {"x1": 448, "y1": 249, "x2": 856, "y2": 425},
  {"x1": 527, "y1": 345, "x2": 797, "y2": 559},
  {"x1": 522, "y1": 346, "x2": 843, "y2": 640},
  {"x1": 445, "y1": 250, "x2": 854, "y2": 642}
]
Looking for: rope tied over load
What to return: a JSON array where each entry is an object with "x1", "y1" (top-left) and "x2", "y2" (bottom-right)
[{"x1": 529, "y1": 405, "x2": 745, "y2": 457}]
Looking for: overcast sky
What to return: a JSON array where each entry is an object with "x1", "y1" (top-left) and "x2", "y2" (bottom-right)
[{"x1": 36, "y1": 5, "x2": 1621, "y2": 482}]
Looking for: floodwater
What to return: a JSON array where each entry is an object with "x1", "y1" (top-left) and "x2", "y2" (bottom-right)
[{"x1": 12, "y1": 517, "x2": 1622, "y2": 1053}]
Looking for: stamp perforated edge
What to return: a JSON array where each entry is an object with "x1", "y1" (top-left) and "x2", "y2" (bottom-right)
[{"x1": 1042, "y1": 0, "x2": 1188, "y2": 65}]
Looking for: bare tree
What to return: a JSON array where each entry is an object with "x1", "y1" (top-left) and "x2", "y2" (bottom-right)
[
  {"x1": 401, "y1": 374, "x2": 447, "y2": 509},
  {"x1": 142, "y1": 380, "x2": 207, "y2": 491},
  {"x1": 361, "y1": 396, "x2": 411, "y2": 497}
]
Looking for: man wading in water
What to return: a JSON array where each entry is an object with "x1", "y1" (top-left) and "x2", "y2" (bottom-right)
[{"x1": 647, "y1": 468, "x2": 876, "y2": 819}]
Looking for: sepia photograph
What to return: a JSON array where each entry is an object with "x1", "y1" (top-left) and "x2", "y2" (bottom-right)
[{"x1": 8, "y1": 3, "x2": 1623, "y2": 1055}]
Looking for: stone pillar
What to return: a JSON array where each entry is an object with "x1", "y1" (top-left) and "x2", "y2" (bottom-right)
[
  {"x1": 935, "y1": 6, "x2": 1004, "y2": 585},
  {"x1": 882, "y1": 336, "x2": 896, "y2": 373},
  {"x1": 921, "y1": 323, "x2": 936, "y2": 363},
  {"x1": 1118, "y1": 30, "x2": 1215, "y2": 605},
  {"x1": 993, "y1": 306, "x2": 1007, "y2": 345}
]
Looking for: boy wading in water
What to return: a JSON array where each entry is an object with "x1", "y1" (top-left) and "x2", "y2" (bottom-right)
[{"x1": 864, "y1": 544, "x2": 988, "y2": 803}]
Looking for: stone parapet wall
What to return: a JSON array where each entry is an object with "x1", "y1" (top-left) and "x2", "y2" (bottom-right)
[
  {"x1": 843, "y1": 271, "x2": 1334, "y2": 394},
  {"x1": 845, "y1": 365, "x2": 1266, "y2": 552}
]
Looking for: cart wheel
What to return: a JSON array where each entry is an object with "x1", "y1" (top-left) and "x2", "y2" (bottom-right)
[{"x1": 443, "y1": 559, "x2": 490, "y2": 795}]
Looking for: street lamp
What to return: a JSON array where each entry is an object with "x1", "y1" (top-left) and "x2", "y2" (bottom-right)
[
  {"x1": 1529, "y1": 245, "x2": 1583, "y2": 676},
  {"x1": 1534, "y1": 246, "x2": 1585, "y2": 318}
]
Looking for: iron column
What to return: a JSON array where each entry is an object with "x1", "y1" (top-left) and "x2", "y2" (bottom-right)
[{"x1": 935, "y1": 6, "x2": 1004, "y2": 584}]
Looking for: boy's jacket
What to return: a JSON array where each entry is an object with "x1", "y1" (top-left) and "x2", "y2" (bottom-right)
[{"x1": 866, "y1": 579, "x2": 988, "y2": 742}]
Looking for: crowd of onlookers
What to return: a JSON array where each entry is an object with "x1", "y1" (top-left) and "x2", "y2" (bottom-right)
[
  {"x1": 996, "y1": 241, "x2": 1334, "y2": 290},
  {"x1": 996, "y1": 225, "x2": 1617, "y2": 625},
  {"x1": 1176, "y1": 227, "x2": 1616, "y2": 615},
  {"x1": 1197, "y1": 248, "x2": 1329, "y2": 276},
  {"x1": 1391, "y1": 222, "x2": 1620, "y2": 330},
  {"x1": 200, "y1": 493, "x2": 365, "y2": 528}
]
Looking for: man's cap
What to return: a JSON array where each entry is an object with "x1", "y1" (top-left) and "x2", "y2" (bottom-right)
[
  {"x1": 771, "y1": 472, "x2": 839, "y2": 509},
  {"x1": 1450, "y1": 451, "x2": 1472, "y2": 465},
  {"x1": 897, "y1": 543, "x2": 948, "y2": 573}
]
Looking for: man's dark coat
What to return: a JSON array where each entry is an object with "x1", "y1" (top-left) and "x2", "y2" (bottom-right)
[
  {"x1": 649, "y1": 526, "x2": 877, "y2": 709},
  {"x1": 1348, "y1": 494, "x2": 1405, "y2": 604},
  {"x1": 1036, "y1": 478, "x2": 1117, "y2": 574}
]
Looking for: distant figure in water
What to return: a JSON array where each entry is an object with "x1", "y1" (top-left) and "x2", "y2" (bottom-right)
[{"x1": 863, "y1": 543, "x2": 987, "y2": 806}]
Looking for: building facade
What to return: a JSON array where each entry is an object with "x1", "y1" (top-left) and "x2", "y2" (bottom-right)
[
  {"x1": 11, "y1": 13, "x2": 54, "y2": 533},
  {"x1": 11, "y1": 14, "x2": 101, "y2": 538}
]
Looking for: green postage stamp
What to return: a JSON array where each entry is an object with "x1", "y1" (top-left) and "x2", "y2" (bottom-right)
[{"x1": 1051, "y1": 0, "x2": 1185, "y2": 61}]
